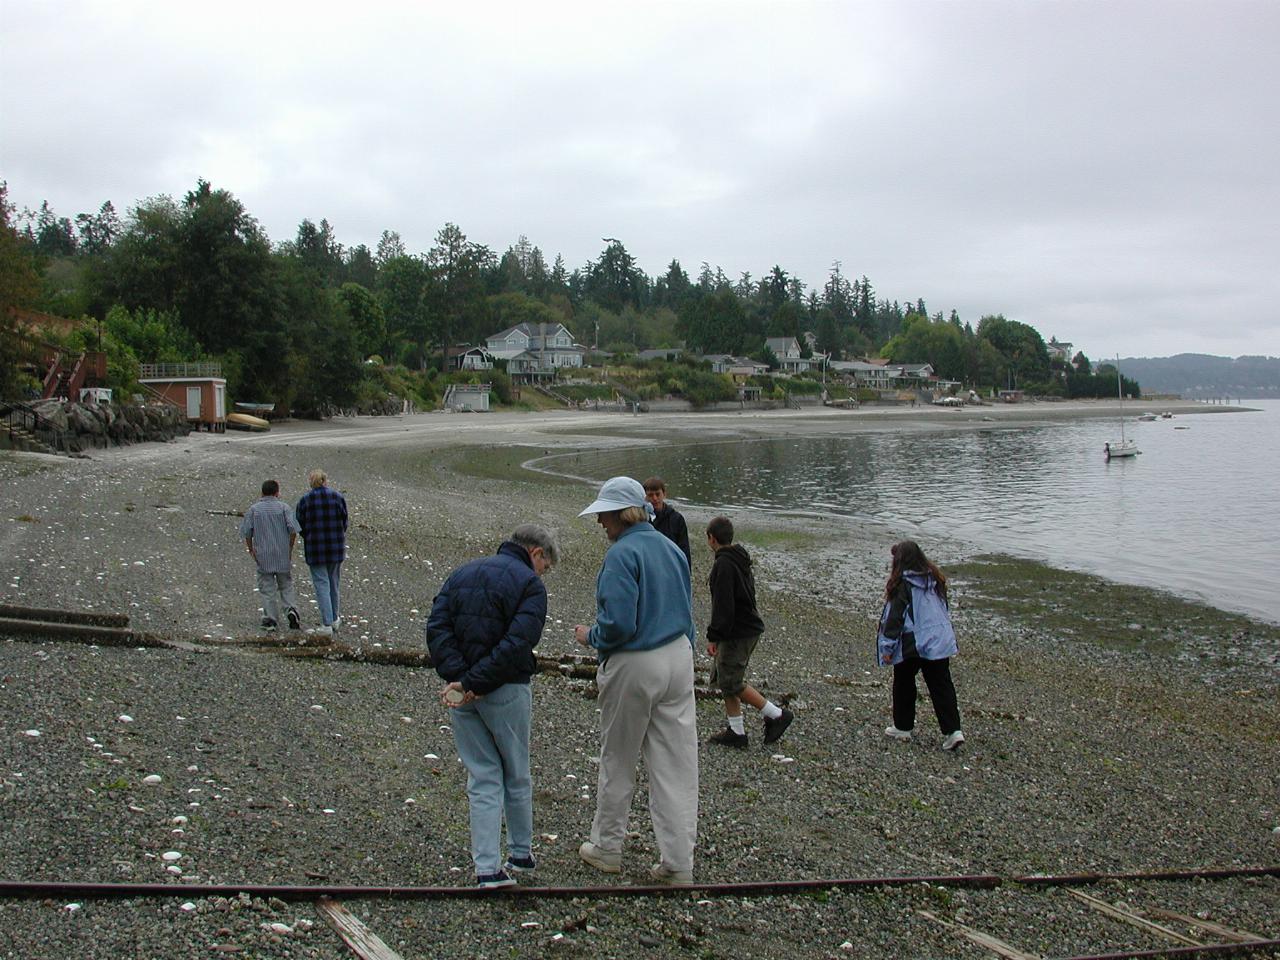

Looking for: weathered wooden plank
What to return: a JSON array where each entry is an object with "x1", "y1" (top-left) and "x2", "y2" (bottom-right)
[
  {"x1": 917, "y1": 909, "x2": 1043, "y2": 959},
  {"x1": 1065, "y1": 888, "x2": 1203, "y2": 946},
  {"x1": 1146, "y1": 907, "x2": 1265, "y2": 944},
  {"x1": 0, "y1": 616, "x2": 170, "y2": 648},
  {"x1": 317, "y1": 897, "x2": 405, "y2": 960},
  {"x1": 0, "y1": 603, "x2": 129, "y2": 627}
]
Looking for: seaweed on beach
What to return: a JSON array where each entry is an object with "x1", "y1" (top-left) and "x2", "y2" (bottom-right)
[{"x1": 950, "y1": 553, "x2": 1280, "y2": 659}]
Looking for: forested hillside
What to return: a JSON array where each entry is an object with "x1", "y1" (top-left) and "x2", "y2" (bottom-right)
[
  {"x1": 1119, "y1": 355, "x2": 1280, "y2": 398},
  {"x1": 2, "y1": 177, "x2": 1135, "y2": 409}
]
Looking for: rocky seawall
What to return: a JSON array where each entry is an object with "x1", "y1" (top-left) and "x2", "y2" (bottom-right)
[{"x1": 7, "y1": 400, "x2": 191, "y2": 455}]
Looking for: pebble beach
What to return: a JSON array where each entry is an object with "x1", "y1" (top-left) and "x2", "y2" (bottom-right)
[{"x1": 1, "y1": 401, "x2": 1277, "y2": 959}]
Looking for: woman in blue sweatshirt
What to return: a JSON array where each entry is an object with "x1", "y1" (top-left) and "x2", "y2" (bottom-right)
[{"x1": 573, "y1": 476, "x2": 698, "y2": 885}]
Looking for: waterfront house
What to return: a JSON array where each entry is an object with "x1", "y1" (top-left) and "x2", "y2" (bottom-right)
[
  {"x1": 485, "y1": 322, "x2": 584, "y2": 379},
  {"x1": 451, "y1": 346, "x2": 495, "y2": 371},
  {"x1": 703, "y1": 354, "x2": 771, "y2": 377},
  {"x1": 764, "y1": 337, "x2": 813, "y2": 374}
]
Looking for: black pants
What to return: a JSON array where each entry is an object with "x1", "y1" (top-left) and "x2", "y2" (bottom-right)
[{"x1": 892, "y1": 656, "x2": 961, "y2": 735}]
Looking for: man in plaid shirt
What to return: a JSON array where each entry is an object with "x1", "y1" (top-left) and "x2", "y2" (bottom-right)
[{"x1": 295, "y1": 468, "x2": 349, "y2": 637}]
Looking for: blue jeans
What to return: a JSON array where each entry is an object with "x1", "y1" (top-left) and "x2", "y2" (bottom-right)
[
  {"x1": 308, "y1": 562, "x2": 342, "y2": 626},
  {"x1": 449, "y1": 682, "x2": 533, "y2": 875}
]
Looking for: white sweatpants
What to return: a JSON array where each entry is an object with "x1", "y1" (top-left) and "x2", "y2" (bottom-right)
[{"x1": 591, "y1": 637, "x2": 699, "y2": 872}]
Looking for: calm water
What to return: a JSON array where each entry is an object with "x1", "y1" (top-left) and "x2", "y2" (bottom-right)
[{"x1": 544, "y1": 401, "x2": 1280, "y2": 624}]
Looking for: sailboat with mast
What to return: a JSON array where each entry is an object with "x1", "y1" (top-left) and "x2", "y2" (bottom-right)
[{"x1": 1104, "y1": 355, "x2": 1140, "y2": 460}]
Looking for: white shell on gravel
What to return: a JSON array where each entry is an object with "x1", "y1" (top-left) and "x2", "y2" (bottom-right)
[
  {"x1": 403, "y1": 798, "x2": 415, "y2": 805},
  {"x1": 540, "y1": 833, "x2": 558, "y2": 842},
  {"x1": 180, "y1": 902, "x2": 196, "y2": 911},
  {"x1": 117, "y1": 715, "x2": 133, "y2": 723},
  {"x1": 142, "y1": 774, "x2": 162, "y2": 785},
  {"x1": 310, "y1": 704, "x2": 324, "y2": 711},
  {"x1": 167, "y1": 865, "x2": 182, "y2": 875},
  {"x1": 22, "y1": 729, "x2": 40, "y2": 737},
  {"x1": 840, "y1": 941, "x2": 854, "y2": 951},
  {"x1": 162, "y1": 851, "x2": 182, "y2": 862},
  {"x1": 171, "y1": 816, "x2": 188, "y2": 824},
  {"x1": 521, "y1": 921, "x2": 541, "y2": 928},
  {"x1": 322, "y1": 808, "x2": 335, "y2": 815},
  {"x1": 63, "y1": 903, "x2": 81, "y2": 912},
  {"x1": 771, "y1": 754, "x2": 795, "y2": 763},
  {"x1": 268, "y1": 922, "x2": 292, "y2": 934},
  {"x1": 424, "y1": 753, "x2": 440, "y2": 760}
]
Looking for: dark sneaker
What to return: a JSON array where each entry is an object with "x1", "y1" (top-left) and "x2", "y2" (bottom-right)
[
  {"x1": 286, "y1": 609, "x2": 301, "y2": 631},
  {"x1": 476, "y1": 871, "x2": 516, "y2": 888},
  {"x1": 260, "y1": 617, "x2": 277, "y2": 630},
  {"x1": 762, "y1": 708, "x2": 794, "y2": 745},
  {"x1": 504, "y1": 855, "x2": 536, "y2": 874},
  {"x1": 709, "y1": 727, "x2": 749, "y2": 749}
]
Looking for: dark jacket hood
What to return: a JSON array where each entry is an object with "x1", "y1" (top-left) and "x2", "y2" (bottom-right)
[{"x1": 717, "y1": 544, "x2": 753, "y2": 574}]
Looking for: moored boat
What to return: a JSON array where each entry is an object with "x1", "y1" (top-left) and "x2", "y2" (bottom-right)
[{"x1": 1105, "y1": 355, "x2": 1140, "y2": 460}]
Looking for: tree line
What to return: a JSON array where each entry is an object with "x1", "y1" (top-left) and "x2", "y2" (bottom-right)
[{"x1": 1, "y1": 178, "x2": 1136, "y2": 409}]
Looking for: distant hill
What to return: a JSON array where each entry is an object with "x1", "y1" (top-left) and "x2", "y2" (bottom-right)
[{"x1": 1118, "y1": 354, "x2": 1280, "y2": 398}]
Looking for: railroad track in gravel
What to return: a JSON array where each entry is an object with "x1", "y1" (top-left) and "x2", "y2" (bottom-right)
[{"x1": 0, "y1": 868, "x2": 1276, "y2": 959}]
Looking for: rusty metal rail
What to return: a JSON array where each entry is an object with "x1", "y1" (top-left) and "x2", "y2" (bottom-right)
[{"x1": 0, "y1": 872, "x2": 1003, "y2": 903}]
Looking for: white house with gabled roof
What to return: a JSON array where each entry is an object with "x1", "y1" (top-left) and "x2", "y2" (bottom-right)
[{"x1": 764, "y1": 337, "x2": 813, "y2": 374}]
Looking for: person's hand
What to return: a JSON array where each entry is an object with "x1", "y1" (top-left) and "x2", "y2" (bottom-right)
[
  {"x1": 880, "y1": 653, "x2": 892, "y2": 665},
  {"x1": 440, "y1": 681, "x2": 474, "y2": 708},
  {"x1": 706, "y1": 642, "x2": 717, "y2": 657},
  {"x1": 573, "y1": 624, "x2": 590, "y2": 647}
]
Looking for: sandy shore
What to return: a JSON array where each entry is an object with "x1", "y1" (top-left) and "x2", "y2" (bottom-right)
[{"x1": 1, "y1": 401, "x2": 1276, "y2": 959}]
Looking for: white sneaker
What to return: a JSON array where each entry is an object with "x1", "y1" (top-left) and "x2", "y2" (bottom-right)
[
  {"x1": 884, "y1": 725, "x2": 913, "y2": 741},
  {"x1": 941, "y1": 731, "x2": 966, "y2": 751},
  {"x1": 578, "y1": 841, "x2": 621, "y2": 873},
  {"x1": 649, "y1": 862, "x2": 693, "y2": 885},
  {"x1": 332, "y1": 616, "x2": 341, "y2": 631},
  {"x1": 307, "y1": 625, "x2": 334, "y2": 638}
]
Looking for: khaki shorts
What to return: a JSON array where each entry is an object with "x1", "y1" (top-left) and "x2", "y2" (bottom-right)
[{"x1": 709, "y1": 634, "x2": 761, "y2": 697}]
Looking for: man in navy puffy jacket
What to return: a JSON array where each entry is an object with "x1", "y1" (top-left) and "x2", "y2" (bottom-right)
[{"x1": 426, "y1": 524, "x2": 559, "y2": 888}]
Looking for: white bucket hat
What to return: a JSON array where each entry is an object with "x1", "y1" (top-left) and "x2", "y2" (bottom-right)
[{"x1": 578, "y1": 476, "x2": 654, "y2": 518}]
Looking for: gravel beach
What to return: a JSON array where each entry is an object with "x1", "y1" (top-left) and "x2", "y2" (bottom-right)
[{"x1": 2, "y1": 401, "x2": 1276, "y2": 959}]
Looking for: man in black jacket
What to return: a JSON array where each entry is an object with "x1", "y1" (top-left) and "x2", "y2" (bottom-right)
[
  {"x1": 426, "y1": 524, "x2": 559, "y2": 887},
  {"x1": 644, "y1": 476, "x2": 691, "y2": 568},
  {"x1": 705, "y1": 516, "x2": 793, "y2": 748}
]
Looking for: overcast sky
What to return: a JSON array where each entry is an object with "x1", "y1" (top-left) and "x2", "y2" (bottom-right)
[{"x1": 3, "y1": 0, "x2": 1278, "y2": 359}]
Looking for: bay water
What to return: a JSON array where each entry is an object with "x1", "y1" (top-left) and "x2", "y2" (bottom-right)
[{"x1": 542, "y1": 401, "x2": 1280, "y2": 624}]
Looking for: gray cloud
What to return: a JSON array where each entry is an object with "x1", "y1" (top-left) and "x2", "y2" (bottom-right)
[{"x1": 3, "y1": 0, "x2": 1277, "y2": 358}]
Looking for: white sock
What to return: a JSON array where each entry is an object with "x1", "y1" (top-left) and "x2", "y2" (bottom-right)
[
  {"x1": 761, "y1": 701, "x2": 783, "y2": 720},
  {"x1": 727, "y1": 714, "x2": 745, "y2": 735}
]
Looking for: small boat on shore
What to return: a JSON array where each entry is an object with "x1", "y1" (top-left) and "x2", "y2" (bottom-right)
[
  {"x1": 227, "y1": 412, "x2": 270, "y2": 432},
  {"x1": 1138, "y1": 412, "x2": 1158, "y2": 421}
]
